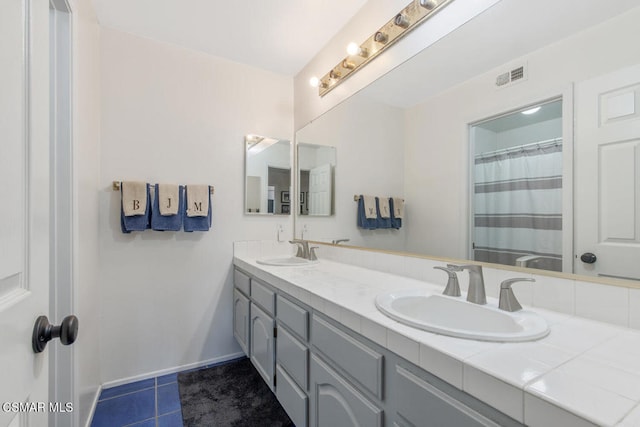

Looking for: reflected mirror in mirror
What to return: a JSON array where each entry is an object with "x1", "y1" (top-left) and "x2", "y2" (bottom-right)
[
  {"x1": 297, "y1": 143, "x2": 336, "y2": 216},
  {"x1": 294, "y1": 1, "x2": 640, "y2": 283},
  {"x1": 245, "y1": 134, "x2": 291, "y2": 215},
  {"x1": 471, "y1": 100, "x2": 563, "y2": 273}
]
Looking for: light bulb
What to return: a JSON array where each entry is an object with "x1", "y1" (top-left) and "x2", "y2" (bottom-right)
[
  {"x1": 309, "y1": 76, "x2": 320, "y2": 88},
  {"x1": 347, "y1": 42, "x2": 360, "y2": 56}
]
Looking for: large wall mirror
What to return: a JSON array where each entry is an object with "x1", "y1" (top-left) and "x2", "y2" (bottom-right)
[
  {"x1": 294, "y1": 1, "x2": 640, "y2": 283},
  {"x1": 245, "y1": 134, "x2": 291, "y2": 215}
]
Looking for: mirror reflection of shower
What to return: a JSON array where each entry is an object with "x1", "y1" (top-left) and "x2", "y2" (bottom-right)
[{"x1": 470, "y1": 99, "x2": 563, "y2": 272}]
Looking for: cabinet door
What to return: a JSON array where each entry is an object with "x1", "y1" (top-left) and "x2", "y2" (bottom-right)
[
  {"x1": 233, "y1": 289, "x2": 250, "y2": 355},
  {"x1": 250, "y1": 302, "x2": 275, "y2": 390},
  {"x1": 394, "y1": 365, "x2": 500, "y2": 427},
  {"x1": 310, "y1": 354, "x2": 383, "y2": 427}
]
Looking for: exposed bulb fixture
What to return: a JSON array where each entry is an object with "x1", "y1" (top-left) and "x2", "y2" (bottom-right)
[
  {"x1": 346, "y1": 42, "x2": 368, "y2": 57},
  {"x1": 521, "y1": 106, "x2": 541, "y2": 115},
  {"x1": 342, "y1": 59, "x2": 355, "y2": 70},
  {"x1": 314, "y1": 0, "x2": 452, "y2": 97},
  {"x1": 309, "y1": 76, "x2": 320, "y2": 87},
  {"x1": 374, "y1": 31, "x2": 388, "y2": 44},
  {"x1": 394, "y1": 13, "x2": 410, "y2": 28},
  {"x1": 419, "y1": 0, "x2": 438, "y2": 9}
]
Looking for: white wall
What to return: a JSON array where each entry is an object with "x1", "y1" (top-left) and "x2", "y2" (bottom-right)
[
  {"x1": 296, "y1": 94, "x2": 406, "y2": 250},
  {"x1": 99, "y1": 28, "x2": 293, "y2": 384},
  {"x1": 404, "y1": 7, "x2": 640, "y2": 259},
  {"x1": 70, "y1": 0, "x2": 102, "y2": 425}
]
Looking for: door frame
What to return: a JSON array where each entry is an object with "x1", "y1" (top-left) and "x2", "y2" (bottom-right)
[
  {"x1": 49, "y1": 1, "x2": 74, "y2": 426},
  {"x1": 466, "y1": 88, "x2": 574, "y2": 273}
]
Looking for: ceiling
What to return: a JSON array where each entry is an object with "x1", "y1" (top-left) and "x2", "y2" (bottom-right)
[{"x1": 91, "y1": 0, "x2": 368, "y2": 76}]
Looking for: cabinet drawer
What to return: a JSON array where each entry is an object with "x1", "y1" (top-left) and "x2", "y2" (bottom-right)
[
  {"x1": 312, "y1": 315, "x2": 383, "y2": 400},
  {"x1": 251, "y1": 279, "x2": 275, "y2": 316},
  {"x1": 395, "y1": 365, "x2": 498, "y2": 427},
  {"x1": 277, "y1": 295, "x2": 309, "y2": 341},
  {"x1": 276, "y1": 365, "x2": 308, "y2": 427},
  {"x1": 277, "y1": 327, "x2": 308, "y2": 390},
  {"x1": 233, "y1": 269, "x2": 250, "y2": 296},
  {"x1": 310, "y1": 354, "x2": 382, "y2": 427}
]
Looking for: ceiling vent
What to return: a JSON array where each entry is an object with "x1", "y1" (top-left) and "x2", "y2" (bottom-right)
[{"x1": 495, "y1": 63, "x2": 528, "y2": 88}]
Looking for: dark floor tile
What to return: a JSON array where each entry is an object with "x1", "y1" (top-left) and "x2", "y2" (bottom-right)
[
  {"x1": 157, "y1": 372, "x2": 177, "y2": 385},
  {"x1": 91, "y1": 388, "x2": 155, "y2": 427},
  {"x1": 157, "y1": 382, "x2": 181, "y2": 415},
  {"x1": 100, "y1": 378, "x2": 156, "y2": 401},
  {"x1": 158, "y1": 410, "x2": 184, "y2": 427},
  {"x1": 124, "y1": 418, "x2": 156, "y2": 427}
]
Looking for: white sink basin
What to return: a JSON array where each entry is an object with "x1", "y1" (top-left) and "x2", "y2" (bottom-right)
[
  {"x1": 375, "y1": 290, "x2": 549, "y2": 342},
  {"x1": 256, "y1": 257, "x2": 319, "y2": 267}
]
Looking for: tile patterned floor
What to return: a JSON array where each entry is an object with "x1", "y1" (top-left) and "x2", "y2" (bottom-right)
[{"x1": 91, "y1": 372, "x2": 183, "y2": 427}]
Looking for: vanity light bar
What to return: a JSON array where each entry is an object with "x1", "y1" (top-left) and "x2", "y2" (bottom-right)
[{"x1": 317, "y1": 0, "x2": 454, "y2": 97}]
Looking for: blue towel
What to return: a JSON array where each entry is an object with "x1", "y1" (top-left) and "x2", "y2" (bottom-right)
[
  {"x1": 375, "y1": 197, "x2": 392, "y2": 229},
  {"x1": 389, "y1": 198, "x2": 402, "y2": 229},
  {"x1": 120, "y1": 184, "x2": 151, "y2": 233},
  {"x1": 151, "y1": 184, "x2": 184, "y2": 231},
  {"x1": 183, "y1": 186, "x2": 212, "y2": 232},
  {"x1": 357, "y1": 195, "x2": 377, "y2": 230}
]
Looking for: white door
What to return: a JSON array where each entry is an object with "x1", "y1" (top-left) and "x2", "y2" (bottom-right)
[
  {"x1": 309, "y1": 163, "x2": 332, "y2": 216},
  {"x1": 574, "y1": 64, "x2": 640, "y2": 280},
  {"x1": 0, "y1": 1, "x2": 51, "y2": 426}
]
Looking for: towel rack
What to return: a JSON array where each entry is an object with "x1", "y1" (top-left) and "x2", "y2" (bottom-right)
[
  {"x1": 113, "y1": 181, "x2": 215, "y2": 194},
  {"x1": 353, "y1": 195, "x2": 404, "y2": 202}
]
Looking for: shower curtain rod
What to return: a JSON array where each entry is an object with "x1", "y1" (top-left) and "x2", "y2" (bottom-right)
[{"x1": 475, "y1": 137, "x2": 562, "y2": 158}]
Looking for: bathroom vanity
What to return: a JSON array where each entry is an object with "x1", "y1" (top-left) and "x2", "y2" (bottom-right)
[
  {"x1": 233, "y1": 267, "x2": 518, "y2": 427},
  {"x1": 233, "y1": 242, "x2": 640, "y2": 427}
]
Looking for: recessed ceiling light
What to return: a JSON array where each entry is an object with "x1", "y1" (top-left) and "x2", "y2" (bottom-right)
[{"x1": 521, "y1": 106, "x2": 541, "y2": 115}]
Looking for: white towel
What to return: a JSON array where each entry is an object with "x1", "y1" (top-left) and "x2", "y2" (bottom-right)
[
  {"x1": 378, "y1": 197, "x2": 391, "y2": 219},
  {"x1": 158, "y1": 184, "x2": 180, "y2": 216},
  {"x1": 121, "y1": 181, "x2": 147, "y2": 217},
  {"x1": 393, "y1": 197, "x2": 405, "y2": 219},
  {"x1": 363, "y1": 195, "x2": 377, "y2": 219},
  {"x1": 186, "y1": 185, "x2": 209, "y2": 217}
]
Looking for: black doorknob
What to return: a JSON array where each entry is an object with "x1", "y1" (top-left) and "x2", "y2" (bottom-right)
[
  {"x1": 32, "y1": 315, "x2": 79, "y2": 353},
  {"x1": 580, "y1": 252, "x2": 597, "y2": 264}
]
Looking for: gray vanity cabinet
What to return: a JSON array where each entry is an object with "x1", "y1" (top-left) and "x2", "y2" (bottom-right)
[
  {"x1": 232, "y1": 289, "x2": 250, "y2": 355},
  {"x1": 232, "y1": 267, "x2": 522, "y2": 427},
  {"x1": 249, "y1": 302, "x2": 275, "y2": 391}
]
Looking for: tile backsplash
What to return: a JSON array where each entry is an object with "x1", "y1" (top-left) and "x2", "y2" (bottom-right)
[{"x1": 233, "y1": 241, "x2": 640, "y2": 331}]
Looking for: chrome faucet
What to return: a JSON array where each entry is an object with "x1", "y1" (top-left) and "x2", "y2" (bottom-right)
[
  {"x1": 433, "y1": 265, "x2": 462, "y2": 297},
  {"x1": 289, "y1": 240, "x2": 310, "y2": 259},
  {"x1": 499, "y1": 278, "x2": 535, "y2": 312},
  {"x1": 458, "y1": 265, "x2": 487, "y2": 305}
]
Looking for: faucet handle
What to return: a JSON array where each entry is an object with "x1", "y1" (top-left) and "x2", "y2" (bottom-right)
[
  {"x1": 499, "y1": 278, "x2": 535, "y2": 312},
  {"x1": 309, "y1": 247, "x2": 319, "y2": 261},
  {"x1": 434, "y1": 266, "x2": 461, "y2": 297}
]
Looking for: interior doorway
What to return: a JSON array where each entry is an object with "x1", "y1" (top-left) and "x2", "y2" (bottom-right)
[{"x1": 469, "y1": 99, "x2": 563, "y2": 272}]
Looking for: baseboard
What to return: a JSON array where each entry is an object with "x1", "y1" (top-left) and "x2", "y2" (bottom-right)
[
  {"x1": 100, "y1": 352, "x2": 246, "y2": 390},
  {"x1": 84, "y1": 384, "x2": 102, "y2": 427}
]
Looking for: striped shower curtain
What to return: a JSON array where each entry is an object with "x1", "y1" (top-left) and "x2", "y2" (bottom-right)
[{"x1": 473, "y1": 142, "x2": 563, "y2": 271}]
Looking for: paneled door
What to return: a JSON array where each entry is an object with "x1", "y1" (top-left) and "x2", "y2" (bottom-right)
[
  {"x1": 574, "y1": 64, "x2": 640, "y2": 280},
  {"x1": 308, "y1": 164, "x2": 332, "y2": 216},
  {"x1": 0, "y1": 1, "x2": 51, "y2": 426}
]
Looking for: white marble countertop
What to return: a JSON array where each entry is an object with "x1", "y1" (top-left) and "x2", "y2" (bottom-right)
[{"x1": 234, "y1": 255, "x2": 640, "y2": 427}]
